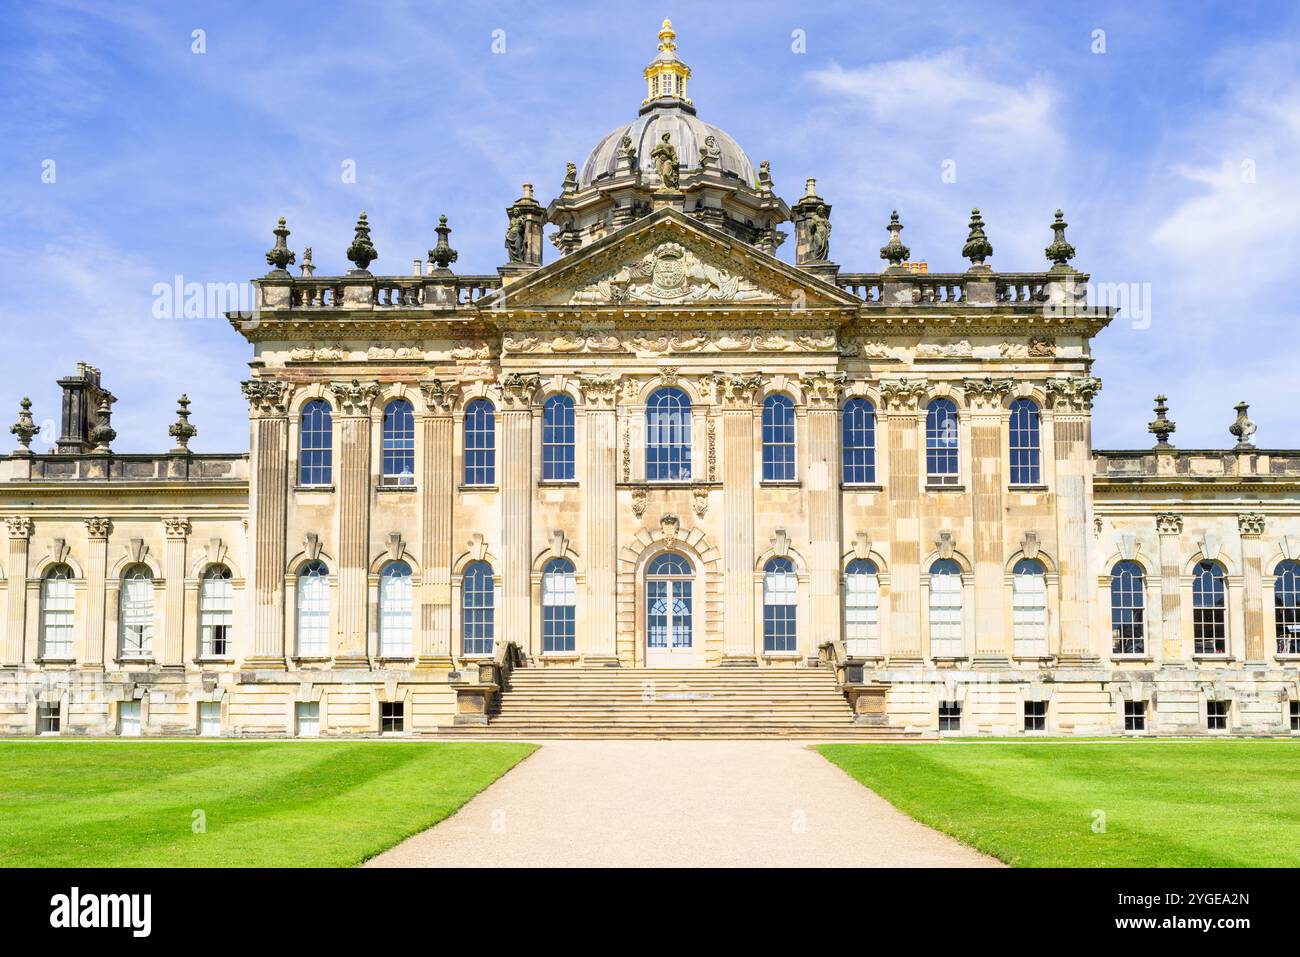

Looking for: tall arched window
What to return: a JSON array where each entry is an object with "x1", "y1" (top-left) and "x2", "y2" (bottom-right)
[
  {"x1": 542, "y1": 558, "x2": 576, "y2": 653},
  {"x1": 463, "y1": 400, "x2": 496, "y2": 486},
  {"x1": 299, "y1": 399, "x2": 333, "y2": 486},
  {"x1": 120, "y1": 565, "x2": 154, "y2": 657},
  {"x1": 763, "y1": 557, "x2": 798, "y2": 653},
  {"x1": 297, "y1": 560, "x2": 330, "y2": 656},
  {"x1": 926, "y1": 398, "x2": 959, "y2": 486},
  {"x1": 844, "y1": 558, "x2": 880, "y2": 656},
  {"x1": 1274, "y1": 560, "x2": 1300, "y2": 655},
  {"x1": 928, "y1": 559, "x2": 963, "y2": 657},
  {"x1": 1008, "y1": 399, "x2": 1041, "y2": 485},
  {"x1": 1011, "y1": 558, "x2": 1048, "y2": 656},
  {"x1": 1192, "y1": 560, "x2": 1227, "y2": 656},
  {"x1": 647, "y1": 552, "x2": 693, "y2": 656},
  {"x1": 842, "y1": 398, "x2": 876, "y2": 484},
  {"x1": 199, "y1": 565, "x2": 234, "y2": 658},
  {"x1": 40, "y1": 565, "x2": 75, "y2": 660},
  {"x1": 542, "y1": 394, "x2": 576, "y2": 481},
  {"x1": 762, "y1": 394, "x2": 796, "y2": 482},
  {"x1": 379, "y1": 561, "x2": 413, "y2": 657},
  {"x1": 462, "y1": 562, "x2": 495, "y2": 655},
  {"x1": 646, "y1": 387, "x2": 691, "y2": 481},
  {"x1": 381, "y1": 399, "x2": 415, "y2": 486},
  {"x1": 1110, "y1": 561, "x2": 1146, "y2": 656}
]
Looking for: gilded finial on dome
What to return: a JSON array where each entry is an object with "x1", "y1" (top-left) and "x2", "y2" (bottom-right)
[
  {"x1": 658, "y1": 18, "x2": 677, "y2": 53},
  {"x1": 644, "y1": 17, "x2": 691, "y2": 105}
]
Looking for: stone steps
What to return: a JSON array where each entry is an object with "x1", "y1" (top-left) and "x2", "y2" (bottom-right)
[{"x1": 440, "y1": 666, "x2": 916, "y2": 739}]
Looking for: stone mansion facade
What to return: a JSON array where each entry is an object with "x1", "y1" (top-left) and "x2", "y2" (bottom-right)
[{"x1": 3, "y1": 22, "x2": 1299, "y2": 738}]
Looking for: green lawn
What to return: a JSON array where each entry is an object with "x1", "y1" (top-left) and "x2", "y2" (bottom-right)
[
  {"x1": 0, "y1": 741, "x2": 535, "y2": 867},
  {"x1": 819, "y1": 741, "x2": 1300, "y2": 867}
]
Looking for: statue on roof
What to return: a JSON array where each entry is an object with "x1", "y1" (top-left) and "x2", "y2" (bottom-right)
[
  {"x1": 651, "y1": 132, "x2": 680, "y2": 188},
  {"x1": 504, "y1": 209, "x2": 527, "y2": 264},
  {"x1": 807, "y1": 204, "x2": 831, "y2": 262}
]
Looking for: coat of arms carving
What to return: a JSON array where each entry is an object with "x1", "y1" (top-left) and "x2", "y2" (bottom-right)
[{"x1": 569, "y1": 241, "x2": 774, "y2": 304}]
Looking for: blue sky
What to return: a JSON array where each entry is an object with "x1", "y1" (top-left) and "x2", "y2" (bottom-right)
[{"x1": 3, "y1": 0, "x2": 1298, "y2": 452}]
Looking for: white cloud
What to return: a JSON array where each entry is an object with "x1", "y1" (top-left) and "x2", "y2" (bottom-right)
[{"x1": 805, "y1": 52, "x2": 1062, "y2": 156}]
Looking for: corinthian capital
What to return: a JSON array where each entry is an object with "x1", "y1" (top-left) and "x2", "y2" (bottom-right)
[
  {"x1": 1238, "y1": 512, "x2": 1265, "y2": 537},
  {"x1": 240, "y1": 379, "x2": 291, "y2": 417},
  {"x1": 328, "y1": 379, "x2": 380, "y2": 415},
  {"x1": 84, "y1": 517, "x2": 112, "y2": 540},
  {"x1": 579, "y1": 374, "x2": 619, "y2": 410},
  {"x1": 498, "y1": 372, "x2": 541, "y2": 409},
  {"x1": 711, "y1": 372, "x2": 763, "y2": 409},
  {"x1": 6, "y1": 516, "x2": 32, "y2": 540},
  {"x1": 962, "y1": 376, "x2": 1015, "y2": 410},
  {"x1": 419, "y1": 378, "x2": 461, "y2": 414},
  {"x1": 877, "y1": 377, "x2": 929, "y2": 411},
  {"x1": 163, "y1": 517, "x2": 192, "y2": 540},
  {"x1": 1045, "y1": 375, "x2": 1102, "y2": 412},
  {"x1": 1155, "y1": 512, "x2": 1183, "y2": 535},
  {"x1": 800, "y1": 371, "x2": 848, "y2": 409}
]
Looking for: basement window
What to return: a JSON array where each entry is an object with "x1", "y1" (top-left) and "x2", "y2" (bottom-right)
[
  {"x1": 1023, "y1": 700, "x2": 1047, "y2": 732},
  {"x1": 38, "y1": 702, "x2": 61, "y2": 735},
  {"x1": 938, "y1": 701, "x2": 961, "y2": 732},
  {"x1": 1291, "y1": 701, "x2": 1300, "y2": 732},
  {"x1": 1124, "y1": 700, "x2": 1146, "y2": 732},
  {"x1": 381, "y1": 702, "x2": 405, "y2": 734},
  {"x1": 1207, "y1": 700, "x2": 1229, "y2": 732}
]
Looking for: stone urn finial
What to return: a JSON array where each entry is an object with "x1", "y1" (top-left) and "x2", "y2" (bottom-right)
[
  {"x1": 962, "y1": 207, "x2": 993, "y2": 268},
  {"x1": 265, "y1": 216, "x2": 296, "y2": 274},
  {"x1": 1045, "y1": 209, "x2": 1076, "y2": 267},
  {"x1": 346, "y1": 211, "x2": 378, "y2": 273},
  {"x1": 880, "y1": 210, "x2": 911, "y2": 268},
  {"x1": 89, "y1": 399, "x2": 116, "y2": 453},
  {"x1": 428, "y1": 214, "x2": 459, "y2": 272},
  {"x1": 168, "y1": 394, "x2": 197, "y2": 452},
  {"x1": 10, "y1": 397, "x2": 38, "y2": 455},
  {"x1": 1148, "y1": 394, "x2": 1176, "y2": 449},
  {"x1": 1229, "y1": 400, "x2": 1257, "y2": 450}
]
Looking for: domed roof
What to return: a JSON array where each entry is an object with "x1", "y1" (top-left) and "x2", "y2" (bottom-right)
[
  {"x1": 579, "y1": 103, "x2": 757, "y2": 189},
  {"x1": 578, "y1": 20, "x2": 757, "y2": 190}
]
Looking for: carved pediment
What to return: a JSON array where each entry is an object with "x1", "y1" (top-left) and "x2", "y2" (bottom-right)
[
  {"x1": 569, "y1": 240, "x2": 776, "y2": 305},
  {"x1": 487, "y1": 208, "x2": 858, "y2": 311}
]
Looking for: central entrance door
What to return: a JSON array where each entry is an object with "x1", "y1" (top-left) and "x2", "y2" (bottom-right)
[{"x1": 645, "y1": 552, "x2": 695, "y2": 667}]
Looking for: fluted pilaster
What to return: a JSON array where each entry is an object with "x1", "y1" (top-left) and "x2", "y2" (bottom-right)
[
  {"x1": 82, "y1": 518, "x2": 110, "y2": 668},
  {"x1": 161, "y1": 517, "x2": 189, "y2": 667},
  {"x1": 419, "y1": 379, "x2": 458, "y2": 664},
  {"x1": 582, "y1": 375, "x2": 619, "y2": 660},
  {"x1": 4, "y1": 517, "x2": 31, "y2": 666},
  {"x1": 242, "y1": 380, "x2": 290, "y2": 666}
]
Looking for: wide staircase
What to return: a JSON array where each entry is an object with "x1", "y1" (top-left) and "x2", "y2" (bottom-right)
[{"x1": 447, "y1": 666, "x2": 916, "y2": 739}]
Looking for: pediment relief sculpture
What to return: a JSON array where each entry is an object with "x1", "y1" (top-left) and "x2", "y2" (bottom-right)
[{"x1": 568, "y1": 241, "x2": 778, "y2": 305}]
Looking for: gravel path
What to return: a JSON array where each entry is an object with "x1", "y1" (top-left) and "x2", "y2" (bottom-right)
[{"x1": 365, "y1": 741, "x2": 1000, "y2": 868}]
